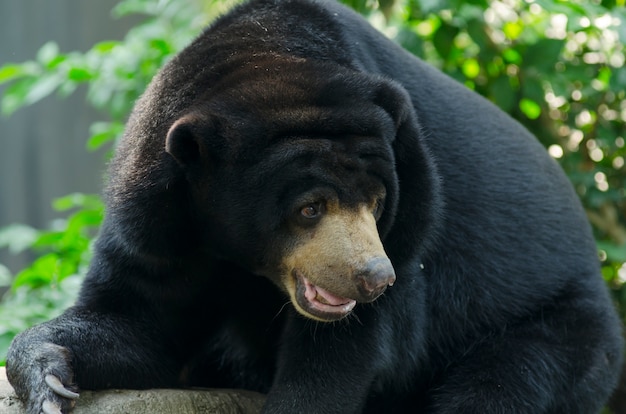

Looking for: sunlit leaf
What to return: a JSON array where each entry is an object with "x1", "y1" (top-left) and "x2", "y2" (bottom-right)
[
  {"x1": 150, "y1": 39, "x2": 173, "y2": 56},
  {"x1": 52, "y1": 193, "x2": 103, "y2": 212},
  {"x1": 22, "y1": 73, "x2": 64, "y2": 108},
  {"x1": 0, "y1": 224, "x2": 39, "y2": 254},
  {"x1": 67, "y1": 67, "x2": 94, "y2": 82},
  {"x1": 36, "y1": 42, "x2": 60, "y2": 67},
  {"x1": 87, "y1": 121, "x2": 125, "y2": 151},
  {"x1": 112, "y1": 0, "x2": 158, "y2": 17},
  {"x1": 503, "y1": 21, "x2": 523, "y2": 40},
  {"x1": 93, "y1": 41, "x2": 120, "y2": 53},
  {"x1": 67, "y1": 210, "x2": 104, "y2": 229},
  {"x1": 0, "y1": 64, "x2": 27, "y2": 84},
  {"x1": 519, "y1": 98, "x2": 542, "y2": 119},
  {"x1": 502, "y1": 49, "x2": 522, "y2": 64},
  {"x1": 0, "y1": 265, "x2": 11, "y2": 287},
  {"x1": 12, "y1": 254, "x2": 58, "y2": 289},
  {"x1": 1, "y1": 77, "x2": 36, "y2": 116},
  {"x1": 462, "y1": 59, "x2": 481, "y2": 79}
]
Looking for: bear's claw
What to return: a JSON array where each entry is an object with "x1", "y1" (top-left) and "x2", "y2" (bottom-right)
[
  {"x1": 44, "y1": 374, "x2": 80, "y2": 400},
  {"x1": 42, "y1": 400, "x2": 63, "y2": 414}
]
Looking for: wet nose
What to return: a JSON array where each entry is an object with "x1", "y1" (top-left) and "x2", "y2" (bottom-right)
[{"x1": 355, "y1": 257, "x2": 396, "y2": 302}]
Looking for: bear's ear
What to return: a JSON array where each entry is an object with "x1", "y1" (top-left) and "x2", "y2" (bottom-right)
[
  {"x1": 165, "y1": 113, "x2": 214, "y2": 168},
  {"x1": 372, "y1": 79, "x2": 415, "y2": 133},
  {"x1": 372, "y1": 78, "x2": 444, "y2": 258}
]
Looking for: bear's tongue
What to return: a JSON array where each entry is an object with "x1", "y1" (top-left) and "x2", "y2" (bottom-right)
[
  {"x1": 303, "y1": 279, "x2": 353, "y2": 306},
  {"x1": 294, "y1": 271, "x2": 356, "y2": 320}
]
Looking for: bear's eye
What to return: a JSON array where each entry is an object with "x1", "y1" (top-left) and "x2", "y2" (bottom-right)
[{"x1": 300, "y1": 202, "x2": 324, "y2": 219}]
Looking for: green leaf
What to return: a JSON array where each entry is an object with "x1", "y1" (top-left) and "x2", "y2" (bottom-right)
[
  {"x1": 519, "y1": 98, "x2": 542, "y2": 119},
  {"x1": 610, "y1": 66, "x2": 626, "y2": 90},
  {"x1": 150, "y1": 39, "x2": 173, "y2": 56},
  {"x1": 67, "y1": 67, "x2": 94, "y2": 82},
  {"x1": 0, "y1": 64, "x2": 28, "y2": 84},
  {"x1": 433, "y1": 22, "x2": 459, "y2": 59},
  {"x1": 57, "y1": 81, "x2": 78, "y2": 98},
  {"x1": 12, "y1": 254, "x2": 59, "y2": 289},
  {"x1": 502, "y1": 49, "x2": 521, "y2": 64},
  {"x1": 455, "y1": 4, "x2": 484, "y2": 22},
  {"x1": 462, "y1": 58, "x2": 480, "y2": 79},
  {"x1": 67, "y1": 209, "x2": 104, "y2": 229},
  {"x1": 466, "y1": 19, "x2": 488, "y2": 48},
  {"x1": 87, "y1": 121, "x2": 125, "y2": 151},
  {"x1": 491, "y1": 75, "x2": 516, "y2": 113},
  {"x1": 0, "y1": 224, "x2": 39, "y2": 254},
  {"x1": 86, "y1": 80, "x2": 113, "y2": 110},
  {"x1": 36, "y1": 42, "x2": 60, "y2": 67},
  {"x1": 92, "y1": 41, "x2": 119, "y2": 53},
  {"x1": 503, "y1": 21, "x2": 523, "y2": 41},
  {"x1": 523, "y1": 38, "x2": 564, "y2": 71},
  {"x1": 1, "y1": 77, "x2": 36, "y2": 116},
  {"x1": 52, "y1": 193, "x2": 103, "y2": 212},
  {"x1": 419, "y1": 0, "x2": 450, "y2": 15},
  {"x1": 455, "y1": 0, "x2": 487, "y2": 7},
  {"x1": 533, "y1": 0, "x2": 598, "y2": 18},
  {"x1": 52, "y1": 194, "x2": 82, "y2": 211},
  {"x1": 0, "y1": 264, "x2": 12, "y2": 287},
  {"x1": 22, "y1": 73, "x2": 64, "y2": 107},
  {"x1": 33, "y1": 231, "x2": 65, "y2": 250},
  {"x1": 616, "y1": 10, "x2": 626, "y2": 45},
  {"x1": 46, "y1": 55, "x2": 67, "y2": 69},
  {"x1": 521, "y1": 77, "x2": 545, "y2": 104},
  {"x1": 112, "y1": 0, "x2": 158, "y2": 17},
  {"x1": 594, "y1": 66, "x2": 611, "y2": 92},
  {"x1": 2, "y1": 72, "x2": 65, "y2": 115},
  {"x1": 396, "y1": 27, "x2": 424, "y2": 57},
  {"x1": 598, "y1": 241, "x2": 626, "y2": 262}
]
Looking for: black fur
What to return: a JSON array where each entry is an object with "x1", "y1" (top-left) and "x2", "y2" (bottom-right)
[{"x1": 7, "y1": 0, "x2": 623, "y2": 413}]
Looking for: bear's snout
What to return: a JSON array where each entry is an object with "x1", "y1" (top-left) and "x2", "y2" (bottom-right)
[
  {"x1": 279, "y1": 202, "x2": 394, "y2": 321},
  {"x1": 354, "y1": 257, "x2": 396, "y2": 302}
]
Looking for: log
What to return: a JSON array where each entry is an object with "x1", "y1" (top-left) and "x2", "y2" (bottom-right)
[{"x1": 0, "y1": 367, "x2": 265, "y2": 413}]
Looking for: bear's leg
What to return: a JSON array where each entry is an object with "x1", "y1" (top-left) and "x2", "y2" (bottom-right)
[
  {"x1": 7, "y1": 306, "x2": 179, "y2": 414},
  {"x1": 427, "y1": 303, "x2": 623, "y2": 414},
  {"x1": 261, "y1": 310, "x2": 401, "y2": 414}
]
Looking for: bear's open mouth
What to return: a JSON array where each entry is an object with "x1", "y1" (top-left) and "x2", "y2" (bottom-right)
[{"x1": 293, "y1": 270, "x2": 356, "y2": 321}]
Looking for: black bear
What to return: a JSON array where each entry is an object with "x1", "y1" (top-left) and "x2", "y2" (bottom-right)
[{"x1": 7, "y1": 0, "x2": 624, "y2": 413}]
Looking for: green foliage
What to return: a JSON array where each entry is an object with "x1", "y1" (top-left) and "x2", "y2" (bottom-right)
[
  {"x1": 0, "y1": 1, "x2": 624, "y2": 393},
  {"x1": 0, "y1": 0, "x2": 231, "y2": 364},
  {"x1": 0, "y1": 195, "x2": 102, "y2": 360},
  {"x1": 346, "y1": 0, "x2": 626, "y2": 315},
  {"x1": 0, "y1": 0, "x2": 225, "y2": 147}
]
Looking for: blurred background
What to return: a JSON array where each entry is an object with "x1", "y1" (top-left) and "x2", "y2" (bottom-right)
[
  {"x1": 0, "y1": 0, "x2": 624, "y2": 411},
  {"x1": 0, "y1": 0, "x2": 130, "y2": 274}
]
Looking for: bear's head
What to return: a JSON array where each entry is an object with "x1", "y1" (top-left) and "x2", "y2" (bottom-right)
[{"x1": 116, "y1": 58, "x2": 434, "y2": 322}]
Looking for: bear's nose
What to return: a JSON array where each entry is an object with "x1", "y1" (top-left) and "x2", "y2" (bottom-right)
[{"x1": 355, "y1": 257, "x2": 396, "y2": 302}]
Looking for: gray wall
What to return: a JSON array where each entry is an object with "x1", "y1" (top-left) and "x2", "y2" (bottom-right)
[{"x1": 0, "y1": 1, "x2": 137, "y2": 273}]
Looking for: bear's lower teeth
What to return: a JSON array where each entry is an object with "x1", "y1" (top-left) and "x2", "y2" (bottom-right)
[{"x1": 316, "y1": 294, "x2": 330, "y2": 305}]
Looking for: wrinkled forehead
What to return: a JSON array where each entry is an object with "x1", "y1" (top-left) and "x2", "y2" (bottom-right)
[
  {"x1": 245, "y1": 136, "x2": 393, "y2": 203},
  {"x1": 195, "y1": 59, "x2": 400, "y2": 201},
  {"x1": 202, "y1": 58, "x2": 399, "y2": 148},
  {"x1": 258, "y1": 136, "x2": 394, "y2": 170}
]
